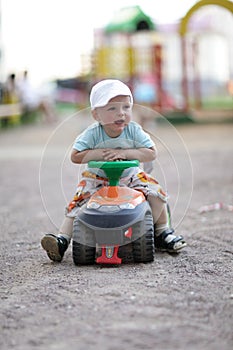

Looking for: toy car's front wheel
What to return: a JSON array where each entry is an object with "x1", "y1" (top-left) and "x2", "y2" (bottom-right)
[
  {"x1": 132, "y1": 212, "x2": 154, "y2": 263},
  {"x1": 72, "y1": 219, "x2": 96, "y2": 265}
]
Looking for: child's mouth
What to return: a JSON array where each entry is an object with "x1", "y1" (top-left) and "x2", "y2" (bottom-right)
[{"x1": 114, "y1": 119, "x2": 125, "y2": 125}]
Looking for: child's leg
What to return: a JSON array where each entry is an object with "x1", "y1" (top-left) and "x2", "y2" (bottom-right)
[
  {"x1": 147, "y1": 195, "x2": 169, "y2": 233},
  {"x1": 58, "y1": 216, "x2": 74, "y2": 242},
  {"x1": 147, "y1": 194, "x2": 186, "y2": 252},
  {"x1": 41, "y1": 172, "x2": 106, "y2": 262}
]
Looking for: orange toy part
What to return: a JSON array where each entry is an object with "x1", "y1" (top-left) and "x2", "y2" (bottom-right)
[
  {"x1": 88, "y1": 186, "x2": 145, "y2": 207},
  {"x1": 137, "y1": 171, "x2": 159, "y2": 184}
]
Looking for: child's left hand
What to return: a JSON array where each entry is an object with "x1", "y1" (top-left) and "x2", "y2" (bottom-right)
[{"x1": 102, "y1": 149, "x2": 126, "y2": 161}]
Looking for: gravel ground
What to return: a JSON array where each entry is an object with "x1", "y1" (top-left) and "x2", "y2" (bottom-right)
[{"x1": 0, "y1": 112, "x2": 233, "y2": 350}]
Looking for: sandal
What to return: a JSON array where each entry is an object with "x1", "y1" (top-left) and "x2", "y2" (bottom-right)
[
  {"x1": 41, "y1": 233, "x2": 68, "y2": 262},
  {"x1": 154, "y1": 228, "x2": 187, "y2": 253}
]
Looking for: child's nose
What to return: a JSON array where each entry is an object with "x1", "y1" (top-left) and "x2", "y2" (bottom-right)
[{"x1": 117, "y1": 107, "x2": 125, "y2": 116}]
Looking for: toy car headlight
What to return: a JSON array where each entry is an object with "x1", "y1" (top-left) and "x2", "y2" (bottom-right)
[
  {"x1": 87, "y1": 202, "x2": 100, "y2": 209},
  {"x1": 119, "y1": 203, "x2": 135, "y2": 210},
  {"x1": 98, "y1": 205, "x2": 120, "y2": 212},
  {"x1": 87, "y1": 202, "x2": 135, "y2": 211}
]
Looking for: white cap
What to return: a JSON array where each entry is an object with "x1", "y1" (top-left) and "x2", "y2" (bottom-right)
[{"x1": 90, "y1": 79, "x2": 133, "y2": 110}]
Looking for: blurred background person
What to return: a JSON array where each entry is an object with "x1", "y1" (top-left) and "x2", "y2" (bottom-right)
[
  {"x1": 1, "y1": 73, "x2": 21, "y2": 125},
  {"x1": 17, "y1": 70, "x2": 57, "y2": 123}
]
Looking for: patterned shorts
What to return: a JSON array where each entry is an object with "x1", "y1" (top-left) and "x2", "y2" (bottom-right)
[{"x1": 66, "y1": 168, "x2": 168, "y2": 218}]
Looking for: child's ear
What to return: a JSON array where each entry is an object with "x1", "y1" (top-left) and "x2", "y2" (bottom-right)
[{"x1": 92, "y1": 109, "x2": 100, "y2": 121}]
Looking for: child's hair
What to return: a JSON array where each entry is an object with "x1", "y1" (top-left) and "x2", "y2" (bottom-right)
[{"x1": 90, "y1": 79, "x2": 133, "y2": 110}]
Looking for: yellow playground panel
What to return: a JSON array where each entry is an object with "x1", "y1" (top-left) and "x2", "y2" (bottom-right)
[{"x1": 94, "y1": 47, "x2": 134, "y2": 79}]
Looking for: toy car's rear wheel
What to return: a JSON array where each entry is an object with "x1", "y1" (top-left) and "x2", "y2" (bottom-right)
[
  {"x1": 118, "y1": 243, "x2": 134, "y2": 263},
  {"x1": 72, "y1": 218, "x2": 96, "y2": 265},
  {"x1": 132, "y1": 212, "x2": 154, "y2": 263}
]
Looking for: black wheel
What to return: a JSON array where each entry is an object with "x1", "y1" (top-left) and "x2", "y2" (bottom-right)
[
  {"x1": 118, "y1": 243, "x2": 134, "y2": 263},
  {"x1": 132, "y1": 212, "x2": 154, "y2": 263},
  {"x1": 72, "y1": 218, "x2": 96, "y2": 265}
]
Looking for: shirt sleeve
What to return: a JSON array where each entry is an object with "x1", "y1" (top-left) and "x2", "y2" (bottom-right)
[
  {"x1": 72, "y1": 127, "x2": 95, "y2": 151},
  {"x1": 131, "y1": 122, "x2": 155, "y2": 148}
]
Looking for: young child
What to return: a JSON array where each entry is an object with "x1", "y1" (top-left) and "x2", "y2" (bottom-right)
[{"x1": 41, "y1": 79, "x2": 186, "y2": 262}]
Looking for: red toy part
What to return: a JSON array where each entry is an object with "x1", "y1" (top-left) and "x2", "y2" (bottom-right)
[
  {"x1": 96, "y1": 245, "x2": 122, "y2": 264},
  {"x1": 124, "y1": 227, "x2": 132, "y2": 238}
]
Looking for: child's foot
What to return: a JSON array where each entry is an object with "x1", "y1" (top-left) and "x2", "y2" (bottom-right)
[
  {"x1": 41, "y1": 234, "x2": 68, "y2": 262},
  {"x1": 154, "y1": 229, "x2": 187, "y2": 253}
]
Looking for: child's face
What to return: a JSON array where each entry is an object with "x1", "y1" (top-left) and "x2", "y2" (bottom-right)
[{"x1": 92, "y1": 95, "x2": 132, "y2": 137}]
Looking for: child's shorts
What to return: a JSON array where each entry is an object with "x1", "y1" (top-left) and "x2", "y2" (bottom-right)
[{"x1": 66, "y1": 167, "x2": 168, "y2": 218}]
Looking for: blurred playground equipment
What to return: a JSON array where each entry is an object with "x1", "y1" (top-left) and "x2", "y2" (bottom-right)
[
  {"x1": 92, "y1": 6, "x2": 172, "y2": 113},
  {"x1": 1, "y1": 0, "x2": 233, "y2": 127},
  {"x1": 56, "y1": 1, "x2": 233, "y2": 123},
  {"x1": 178, "y1": 0, "x2": 233, "y2": 120},
  {"x1": 87, "y1": 0, "x2": 233, "y2": 122}
]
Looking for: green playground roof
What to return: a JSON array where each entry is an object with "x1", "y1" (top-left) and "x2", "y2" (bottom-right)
[{"x1": 105, "y1": 6, "x2": 156, "y2": 33}]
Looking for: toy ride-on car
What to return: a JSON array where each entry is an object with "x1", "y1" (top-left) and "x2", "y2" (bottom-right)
[{"x1": 72, "y1": 160, "x2": 155, "y2": 265}]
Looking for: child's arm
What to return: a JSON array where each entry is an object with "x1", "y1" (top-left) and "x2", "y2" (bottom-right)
[
  {"x1": 71, "y1": 147, "x2": 157, "y2": 164},
  {"x1": 71, "y1": 148, "x2": 105, "y2": 164}
]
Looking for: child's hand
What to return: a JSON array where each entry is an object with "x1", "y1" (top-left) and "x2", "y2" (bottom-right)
[{"x1": 102, "y1": 149, "x2": 126, "y2": 161}]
